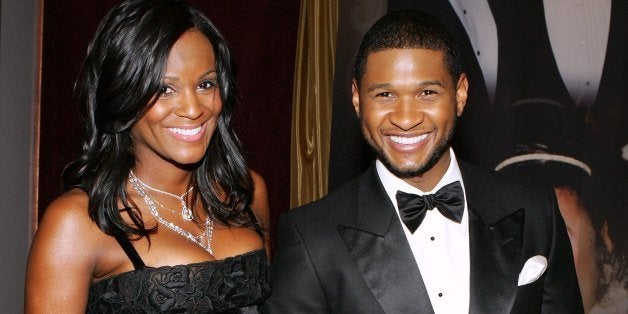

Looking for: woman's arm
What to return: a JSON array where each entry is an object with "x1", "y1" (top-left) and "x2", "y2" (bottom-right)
[{"x1": 25, "y1": 190, "x2": 98, "y2": 313}]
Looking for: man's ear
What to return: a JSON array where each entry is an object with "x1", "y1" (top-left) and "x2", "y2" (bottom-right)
[
  {"x1": 455, "y1": 73, "x2": 469, "y2": 117},
  {"x1": 351, "y1": 79, "x2": 360, "y2": 118}
]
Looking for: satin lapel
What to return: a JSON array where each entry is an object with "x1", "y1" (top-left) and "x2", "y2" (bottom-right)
[
  {"x1": 338, "y1": 166, "x2": 434, "y2": 314},
  {"x1": 460, "y1": 163, "x2": 524, "y2": 314}
]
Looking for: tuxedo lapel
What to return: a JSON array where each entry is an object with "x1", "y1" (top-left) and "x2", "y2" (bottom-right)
[
  {"x1": 461, "y1": 163, "x2": 524, "y2": 313},
  {"x1": 338, "y1": 166, "x2": 434, "y2": 314}
]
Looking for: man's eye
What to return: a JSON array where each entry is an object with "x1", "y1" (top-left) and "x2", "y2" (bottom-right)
[
  {"x1": 419, "y1": 90, "x2": 439, "y2": 100},
  {"x1": 376, "y1": 92, "x2": 393, "y2": 98}
]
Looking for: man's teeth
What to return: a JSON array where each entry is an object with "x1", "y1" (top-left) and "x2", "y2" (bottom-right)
[
  {"x1": 170, "y1": 126, "x2": 202, "y2": 136},
  {"x1": 390, "y1": 134, "x2": 427, "y2": 144}
]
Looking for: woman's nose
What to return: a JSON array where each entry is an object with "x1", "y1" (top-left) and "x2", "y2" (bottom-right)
[{"x1": 175, "y1": 90, "x2": 203, "y2": 119}]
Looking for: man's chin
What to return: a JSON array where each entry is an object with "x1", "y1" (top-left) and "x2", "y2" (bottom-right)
[
  {"x1": 389, "y1": 166, "x2": 428, "y2": 179},
  {"x1": 380, "y1": 159, "x2": 428, "y2": 178}
]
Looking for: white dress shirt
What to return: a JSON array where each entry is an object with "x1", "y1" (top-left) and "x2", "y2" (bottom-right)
[{"x1": 377, "y1": 149, "x2": 470, "y2": 314}]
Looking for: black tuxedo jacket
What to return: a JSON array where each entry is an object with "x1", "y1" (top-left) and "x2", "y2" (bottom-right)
[{"x1": 264, "y1": 161, "x2": 583, "y2": 313}]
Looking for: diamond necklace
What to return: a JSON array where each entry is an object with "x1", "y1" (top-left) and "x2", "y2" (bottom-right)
[
  {"x1": 129, "y1": 173, "x2": 214, "y2": 255},
  {"x1": 129, "y1": 170, "x2": 194, "y2": 221}
]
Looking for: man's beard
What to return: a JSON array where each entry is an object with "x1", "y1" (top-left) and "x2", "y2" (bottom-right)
[{"x1": 363, "y1": 117, "x2": 457, "y2": 179}]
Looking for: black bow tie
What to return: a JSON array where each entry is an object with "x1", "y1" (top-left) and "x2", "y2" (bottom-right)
[{"x1": 395, "y1": 181, "x2": 465, "y2": 233}]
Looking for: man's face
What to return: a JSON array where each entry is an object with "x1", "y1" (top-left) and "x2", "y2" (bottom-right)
[{"x1": 352, "y1": 48, "x2": 467, "y2": 190}]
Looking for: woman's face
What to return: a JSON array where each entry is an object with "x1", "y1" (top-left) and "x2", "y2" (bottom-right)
[{"x1": 131, "y1": 29, "x2": 222, "y2": 168}]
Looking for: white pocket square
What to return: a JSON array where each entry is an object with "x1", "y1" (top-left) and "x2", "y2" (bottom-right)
[{"x1": 518, "y1": 255, "x2": 547, "y2": 286}]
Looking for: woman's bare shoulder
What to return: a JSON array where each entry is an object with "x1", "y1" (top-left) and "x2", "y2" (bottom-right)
[
  {"x1": 39, "y1": 188, "x2": 95, "y2": 231},
  {"x1": 248, "y1": 170, "x2": 272, "y2": 255},
  {"x1": 32, "y1": 188, "x2": 111, "y2": 262}
]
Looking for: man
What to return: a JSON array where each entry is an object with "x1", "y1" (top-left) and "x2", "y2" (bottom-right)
[{"x1": 264, "y1": 10, "x2": 582, "y2": 313}]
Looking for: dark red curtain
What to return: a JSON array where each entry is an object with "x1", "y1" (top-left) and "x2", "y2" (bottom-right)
[{"x1": 38, "y1": 0, "x2": 300, "y2": 241}]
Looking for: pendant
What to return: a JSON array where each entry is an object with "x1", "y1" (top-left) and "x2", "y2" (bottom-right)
[{"x1": 181, "y1": 200, "x2": 193, "y2": 221}]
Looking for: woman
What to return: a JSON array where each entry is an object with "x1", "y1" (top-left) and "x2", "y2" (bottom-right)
[{"x1": 25, "y1": 0, "x2": 271, "y2": 312}]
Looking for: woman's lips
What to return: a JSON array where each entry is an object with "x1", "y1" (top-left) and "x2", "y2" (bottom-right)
[{"x1": 167, "y1": 123, "x2": 206, "y2": 142}]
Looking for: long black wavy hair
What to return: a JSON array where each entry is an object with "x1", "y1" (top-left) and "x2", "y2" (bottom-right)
[{"x1": 63, "y1": 0, "x2": 257, "y2": 238}]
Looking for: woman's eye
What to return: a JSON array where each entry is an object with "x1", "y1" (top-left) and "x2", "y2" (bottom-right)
[
  {"x1": 159, "y1": 85, "x2": 175, "y2": 97},
  {"x1": 199, "y1": 80, "x2": 217, "y2": 90}
]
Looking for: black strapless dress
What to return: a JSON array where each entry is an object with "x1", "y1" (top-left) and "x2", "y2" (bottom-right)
[{"x1": 87, "y1": 232, "x2": 270, "y2": 313}]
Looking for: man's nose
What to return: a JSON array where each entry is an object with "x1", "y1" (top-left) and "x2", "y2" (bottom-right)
[{"x1": 389, "y1": 98, "x2": 424, "y2": 130}]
